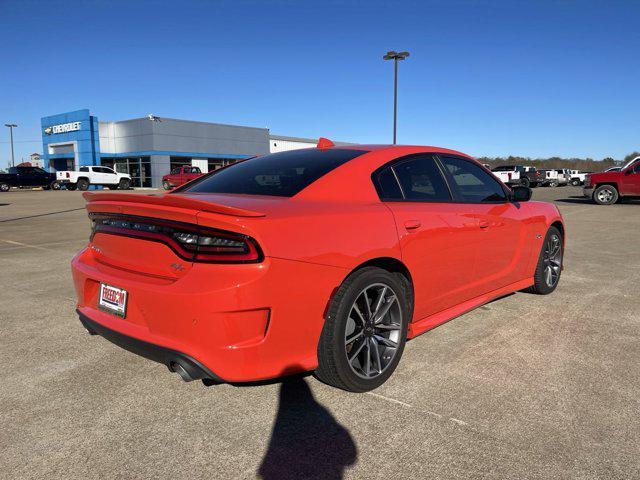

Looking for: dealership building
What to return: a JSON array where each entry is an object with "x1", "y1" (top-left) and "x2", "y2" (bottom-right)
[{"x1": 41, "y1": 109, "x2": 342, "y2": 188}]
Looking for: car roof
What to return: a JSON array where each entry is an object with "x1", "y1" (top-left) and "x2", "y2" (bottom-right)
[{"x1": 333, "y1": 144, "x2": 473, "y2": 158}]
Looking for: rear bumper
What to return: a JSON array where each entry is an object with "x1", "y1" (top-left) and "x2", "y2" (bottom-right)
[
  {"x1": 78, "y1": 310, "x2": 224, "y2": 382},
  {"x1": 71, "y1": 246, "x2": 347, "y2": 383}
]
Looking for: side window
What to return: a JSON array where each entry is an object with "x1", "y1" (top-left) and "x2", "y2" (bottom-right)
[
  {"x1": 440, "y1": 156, "x2": 508, "y2": 203},
  {"x1": 171, "y1": 168, "x2": 180, "y2": 174},
  {"x1": 79, "y1": 166, "x2": 89, "y2": 172},
  {"x1": 393, "y1": 157, "x2": 451, "y2": 201},
  {"x1": 374, "y1": 167, "x2": 403, "y2": 200},
  {"x1": 633, "y1": 162, "x2": 640, "y2": 173}
]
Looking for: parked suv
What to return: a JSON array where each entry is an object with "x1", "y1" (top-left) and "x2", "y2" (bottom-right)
[
  {"x1": 162, "y1": 166, "x2": 203, "y2": 190},
  {"x1": 0, "y1": 166, "x2": 59, "y2": 192},
  {"x1": 583, "y1": 157, "x2": 640, "y2": 204},
  {"x1": 492, "y1": 165, "x2": 542, "y2": 188}
]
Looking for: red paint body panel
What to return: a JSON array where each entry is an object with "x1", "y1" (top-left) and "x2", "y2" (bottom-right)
[{"x1": 71, "y1": 145, "x2": 564, "y2": 382}]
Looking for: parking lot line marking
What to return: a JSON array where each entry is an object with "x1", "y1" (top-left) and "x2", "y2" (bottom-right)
[
  {"x1": 0, "y1": 239, "x2": 54, "y2": 251},
  {"x1": 366, "y1": 391, "x2": 413, "y2": 408},
  {"x1": 0, "y1": 207, "x2": 85, "y2": 223},
  {"x1": 449, "y1": 418, "x2": 469, "y2": 426}
]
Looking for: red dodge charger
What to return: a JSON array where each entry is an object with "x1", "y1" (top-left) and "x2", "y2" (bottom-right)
[{"x1": 72, "y1": 142, "x2": 564, "y2": 392}]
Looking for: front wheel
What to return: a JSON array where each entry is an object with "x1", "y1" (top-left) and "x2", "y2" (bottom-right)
[
  {"x1": 593, "y1": 185, "x2": 618, "y2": 205},
  {"x1": 51, "y1": 181, "x2": 61, "y2": 190},
  {"x1": 521, "y1": 177, "x2": 530, "y2": 188},
  {"x1": 315, "y1": 267, "x2": 409, "y2": 392},
  {"x1": 0, "y1": 183, "x2": 10, "y2": 192},
  {"x1": 526, "y1": 226, "x2": 563, "y2": 295},
  {"x1": 571, "y1": 179, "x2": 580, "y2": 186}
]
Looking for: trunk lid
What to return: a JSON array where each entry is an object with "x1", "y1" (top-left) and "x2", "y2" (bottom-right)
[{"x1": 83, "y1": 192, "x2": 282, "y2": 280}]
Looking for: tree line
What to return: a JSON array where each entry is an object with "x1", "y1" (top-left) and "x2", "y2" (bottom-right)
[{"x1": 478, "y1": 151, "x2": 640, "y2": 172}]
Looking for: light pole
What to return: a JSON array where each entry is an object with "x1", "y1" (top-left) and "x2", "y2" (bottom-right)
[
  {"x1": 383, "y1": 51, "x2": 409, "y2": 144},
  {"x1": 5, "y1": 123, "x2": 17, "y2": 168}
]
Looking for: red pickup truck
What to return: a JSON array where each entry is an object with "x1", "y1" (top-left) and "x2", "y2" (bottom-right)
[
  {"x1": 583, "y1": 157, "x2": 640, "y2": 204},
  {"x1": 162, "y1": 166, "x2": 203, "y2": 190}
]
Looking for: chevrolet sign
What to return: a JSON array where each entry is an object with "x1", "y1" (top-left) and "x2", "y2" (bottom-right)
[{"x1": 45, "y1": 122, "x2": 81, "y2": 135}]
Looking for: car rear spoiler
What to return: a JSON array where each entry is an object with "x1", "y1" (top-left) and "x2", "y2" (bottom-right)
[{"x1": 83, "y1": 192, "x2": 265, "y2": 218}]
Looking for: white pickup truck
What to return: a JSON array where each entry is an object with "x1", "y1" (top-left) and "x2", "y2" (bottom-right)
[
  {"x1": 56, "y1": 166, "x2": 131, "y2": 191},
  {"x1": 567, "y1": 169, "x2": 589, "y2": 186},
  {"x1": 539, "y1": 169, "x2": 568, "y2": 187},
  {"x1": 490, "y1": 167, "x2": 521, "y2": 186}
]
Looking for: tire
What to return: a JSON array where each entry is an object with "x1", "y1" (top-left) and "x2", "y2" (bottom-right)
[
  {"x1": 0, "y1": 183, "x2": 10, "y2": 192},
  {"x1": 77, "y1": 179, "x2": 89, "y2": 191},
  {"x1": 549, "y1": 181, "x2": 558, "y2": 188},
  {"x1": 315, "y1": 267, "x2": 409, "y2": 392},
  {"x1": 525, "y1": 226, "x2": 563, "y2": 295},
  {"x1": 162, "y1": 180, "x2": 171, "y2": 190},
  {"x1": 51, "y1": 181, "x2": 61, "y2": 190},
  {"x1": 593, "y1": 184, "x2": 618, "y2": 205},
  {"x1": 66, "y1": 184, "x2": 77, "y2": 191},
  {"x1": 571, "y1": 179, "x2": 580, "y2": 186},
  {"x1": 119, "y1": 178, "x2": 131, "y2": 190},
  {"x1": 521, "y1": 177, "x2": 530, "y2": 188}
]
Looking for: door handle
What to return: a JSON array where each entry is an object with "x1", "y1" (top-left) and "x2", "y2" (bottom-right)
[
  {"x1": 479, "y1": 220, "x2": 490, "y2": 229},
  {"x1": 404, "y1": 220, "x2": 421, "y2": 231}
]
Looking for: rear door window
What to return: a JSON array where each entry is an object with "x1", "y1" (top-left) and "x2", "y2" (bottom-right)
[
  {"x1": 392, "y1": 157, "x2": 451, "y2": 201},
  {"x1": 183, "y1": 149, "x2": 367, "y2": 197},
  {"x1": 373, "y1": 155, "x2": 451, "y2": 202}
]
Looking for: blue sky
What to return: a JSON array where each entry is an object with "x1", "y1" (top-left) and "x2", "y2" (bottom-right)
[{"x1": 1, "y1": 0, "x2": 639, "y2": 167}]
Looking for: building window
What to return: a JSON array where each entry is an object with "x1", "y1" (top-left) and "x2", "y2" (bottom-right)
[
  {"x1": 101, "y1": 157, "x2": 152, "y2": 188},
  {"x1": 207, "y1": 158, "x2": 239, "y2": 172}
]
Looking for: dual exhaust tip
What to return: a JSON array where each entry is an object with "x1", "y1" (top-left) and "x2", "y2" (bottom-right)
[
  {"x1": 169, "y1": 361, "x2": 220, "y2": 386},
  {"x1": 170, "y1": 362, "x2": 195, "y2": 382}
]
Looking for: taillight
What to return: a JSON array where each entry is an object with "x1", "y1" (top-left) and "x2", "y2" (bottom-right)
[
  {"x1": 171, "y1": 230, "x2": 261, "y2": 262},
  {"x1": 89, "y1": 214, "x2": 262, "y2": 263},
  {"x1": 66, "y1": 172, "x2": 70, "y2": 178}
]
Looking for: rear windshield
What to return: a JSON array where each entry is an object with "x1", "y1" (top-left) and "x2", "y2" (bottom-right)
[{"x1": 181, "y1": 148, "x2": 367, "y2": 197}]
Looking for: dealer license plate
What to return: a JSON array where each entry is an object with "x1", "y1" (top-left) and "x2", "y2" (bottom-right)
[{"x1": 99, "y1": 283, "x2": 128, "y2": 317}]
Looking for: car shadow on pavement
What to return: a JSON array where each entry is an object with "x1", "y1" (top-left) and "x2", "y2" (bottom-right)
[{"x1": 257, "y1": 375, "x2": 357, "y2": 480}]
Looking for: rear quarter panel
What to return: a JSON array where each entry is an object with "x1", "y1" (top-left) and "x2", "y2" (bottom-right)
[{"x1": 198, "y1": 200, "x2": 402, "y2": 270}]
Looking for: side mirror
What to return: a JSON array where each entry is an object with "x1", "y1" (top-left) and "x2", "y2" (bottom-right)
[{"x1": 511, "y1": 186, "x2": 532, "y2": 202}]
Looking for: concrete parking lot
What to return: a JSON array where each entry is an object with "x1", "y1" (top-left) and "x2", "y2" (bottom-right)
[{"x1": 1, "y1": 187, "x2": 638, "y2": 479}]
